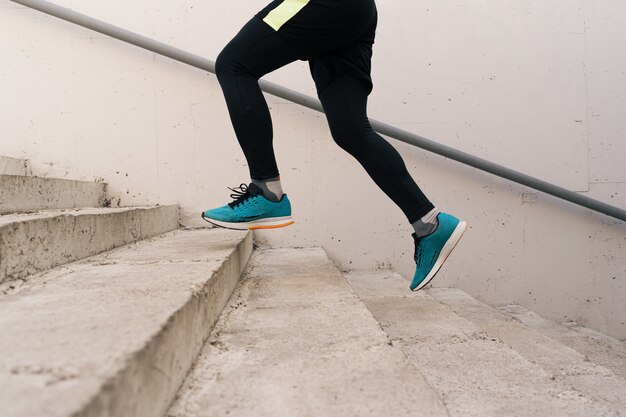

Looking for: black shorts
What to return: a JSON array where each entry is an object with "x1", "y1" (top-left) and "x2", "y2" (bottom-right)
[{"x1": 254, "y1": 0, "x2": 378, "y2": 95}]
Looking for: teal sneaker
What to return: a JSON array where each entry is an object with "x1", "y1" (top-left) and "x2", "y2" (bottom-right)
[
  {"x1": 410, "y1": 212, "x2": 467, "y2": 291},
  {"x1": 201, "y1": 183, "x2": 294, "y2": 230}
]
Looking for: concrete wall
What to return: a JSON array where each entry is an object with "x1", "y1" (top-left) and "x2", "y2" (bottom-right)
[{"x1": 1, "y1": 0, "x2": 625, "y2": 338}]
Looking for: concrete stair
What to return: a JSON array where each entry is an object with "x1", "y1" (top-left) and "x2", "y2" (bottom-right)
[
  {"x1": 0, "y1": 175, "x2": 106, "y2": 214},
  {"x1": 3, "y1": 239, "x2": 625, "y2": 417},
  {"x1": 427, "y1": 286, "x2": 626, "y2": 411},
  {"x1": 166, "y1": 248, "x2": 448, "y2": 417},
  {"x1": 0, "y1": 156, "x2": 31, "y2": 176},
  {"x1": 166, "y1": 251, "x2": 626, "y2": 417},
  {"x1": 1, "y1": 155, "x2": 256, "y2": 417},
  {"x1": 0, "y1": 156, "x2": 105, "y2": 214},
  {"x1": 0, "y1": 157, "x2": 180, "y2": 284},
  {"x1": 346, "y1": 271, "x2": 626, "y2": 417},
  {"x1": 498, "y1": 303, "x2": 626, "y2": 379},
  {"x1": 0, "y1": 228, "x2": 252, "y2": 417},
  {"x1": 0, "y1": 206, "x2": 180, "y2": 285}
]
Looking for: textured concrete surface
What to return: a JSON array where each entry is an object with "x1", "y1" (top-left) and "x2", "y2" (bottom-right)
[
  {"x1": 167, "y1": 248, "x2": 448, "y2": 417},
  {"x1": 0, "y1": 175, "x2": 106, "y2": 214},
  {"x1": 0, "y1": 228, "x2": 252, "y2": 417},
  {"x1": 0, "y1": 205, "x2": 179, "y2": 284},
  {"x1": 0, "y1": 156, "x2": 30, "y2": 176},
  {"x1": 346, "y1": 271, "x2": 620, "y2": 417},
  {"x1": 428, "y1": 287, "x2": 626, "y2": 415},
  {"x1": 499, "y1": 303, "x2": 626, "y2": 379}
]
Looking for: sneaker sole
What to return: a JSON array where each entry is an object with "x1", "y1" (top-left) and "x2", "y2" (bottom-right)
[
  {"x1": 411, "y1": 220, "x2": 468, "y2": 292},
  {"x1": 201, "y1": 213, "x2": 294, "y2": 231}
]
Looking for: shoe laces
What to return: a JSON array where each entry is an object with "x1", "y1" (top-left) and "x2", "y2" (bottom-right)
[
  {"x1": 413, "y1": 234, "x2": 437, "y2": 267},
  {"x1": 414, "y1": 237, "x2": 424, "y2": 264},
  {"x1": 227, "y1": 183, "x2": 255, "y2": 208}
]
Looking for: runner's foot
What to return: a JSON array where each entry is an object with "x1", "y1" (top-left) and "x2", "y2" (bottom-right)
[
  {"x1": 201, "y1": 183, "x2": 294, "y2": 230},
  {"x1": 410, "y1": 212, "x2": 467, "y2": 291}
]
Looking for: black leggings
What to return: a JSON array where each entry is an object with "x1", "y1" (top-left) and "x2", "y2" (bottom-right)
[{"x1": 215, "y1": 17, "x2": 434, "y2": 223}]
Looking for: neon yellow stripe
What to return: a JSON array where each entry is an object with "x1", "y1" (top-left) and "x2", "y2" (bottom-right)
[{"x1": 262, "y1": 0, "x2": 310, "y2": 31}]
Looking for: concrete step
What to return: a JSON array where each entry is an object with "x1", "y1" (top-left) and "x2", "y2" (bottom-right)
[
  {"x1": 498, "y1": 304, "x2": 626, "y2": 379},
  {"x1": 0, "y1": 155, "x2": 31, "y2": 176},
  {"x1": 428, "y1": 287, "x2": 626, "y2": 414},
  {"x1": 0, "y1": 205, "x2": 180, "y2": 285},
  {"x1": 167, "y1": 248, "x2": 448, "y2": 417},
  {"x1": 346, "y1": 271, "x2": 621, "y2": 417},
  {"x1": 0, "y1": 175, "x2": 107, "y2": 214},
  {"x1": 0, "y1": 227, "x2": 252, "y2": 417}
]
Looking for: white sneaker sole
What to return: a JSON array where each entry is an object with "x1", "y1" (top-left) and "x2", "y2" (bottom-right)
[
  {"x1": 411, "y1": 220, "x2": 468, "y2": 292},
  {"x1": 201, "y1": 214, "x2": 294, "y2": 230}
]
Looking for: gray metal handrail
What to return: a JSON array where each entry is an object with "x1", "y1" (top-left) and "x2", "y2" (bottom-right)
[{"x1": 9, "y1": 0, "x2": 626, "y2": 222}]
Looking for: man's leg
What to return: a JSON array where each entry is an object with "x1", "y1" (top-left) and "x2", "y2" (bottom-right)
[
  {"x1": 201, "y1": 17, "x2": 303, "y2": 230},
  {"x1": 215, "y1": 17, "x2": 301, "y2": 182},
  {"x1": 318, "y1": 74, "x2": 467, "y2": 291},
  {"x1": 318, "y1": 74, "x2": 435, "y2": 223}
]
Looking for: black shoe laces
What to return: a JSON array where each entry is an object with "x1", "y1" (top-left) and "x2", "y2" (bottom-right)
[
  {"x1": 413, "y1": 234, "x2": 437, "y2": 267},
  {"x1": 227, "y1": 183, "x2": 255, "y2": 208},
  {"x1": 414, "y1": 238, "x2": 424, "y2": 264}
]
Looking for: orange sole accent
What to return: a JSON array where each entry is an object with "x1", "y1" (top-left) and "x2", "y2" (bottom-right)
[{"x1": 248, "y1": 221, "x2": 295, "y2": 230}]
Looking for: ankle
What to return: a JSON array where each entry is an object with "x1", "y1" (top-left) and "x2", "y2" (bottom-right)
[
  {"x1": 251, "y1": 176, "x2": 284, "y2": 202},
  {"x1": 412, "y1": 208, "x2": 439, "y2": 238}
]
